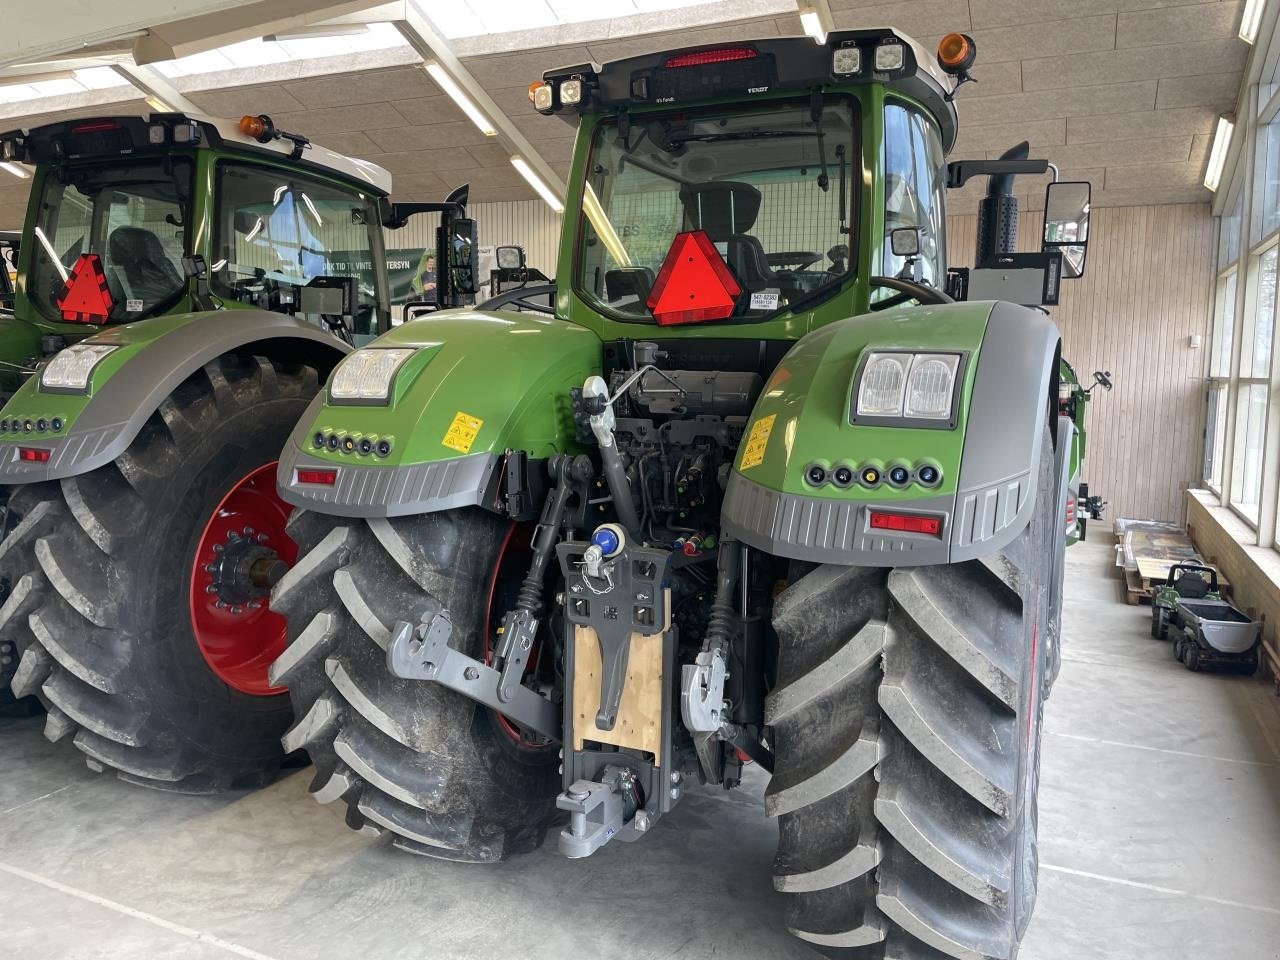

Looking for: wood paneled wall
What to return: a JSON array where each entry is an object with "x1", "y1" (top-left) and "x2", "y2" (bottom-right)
[{"x1": 947, "y1": 203, "x2": 1217, "y2": 524}]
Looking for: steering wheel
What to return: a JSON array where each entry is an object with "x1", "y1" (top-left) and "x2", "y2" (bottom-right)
[
  {"x1": 767, "y1": 251, "x2": 823, "y2": 272},
  {"x1": 868, "y1": 275, "x2": 953, "y2": 311}
]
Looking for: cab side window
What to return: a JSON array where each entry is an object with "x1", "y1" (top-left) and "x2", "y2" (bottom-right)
[
  {"x1": 212, "y1": 164, "x2": 385, "y2": 339},
  {"x1": 882, "y1": 102, "x2": 947, "y2": 286}
]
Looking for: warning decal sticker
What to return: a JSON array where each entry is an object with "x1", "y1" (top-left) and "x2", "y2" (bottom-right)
[
  {"x1": 441, "y1": 412, "x2": 484, "y2": 454},
  {"x1": 740, "y1": 414, "x2": 775, "y2": 470}
]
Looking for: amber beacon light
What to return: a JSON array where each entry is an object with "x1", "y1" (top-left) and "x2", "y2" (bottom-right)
[{"x1": 937, "y1": 33, "x2": 976, "y2": 74}]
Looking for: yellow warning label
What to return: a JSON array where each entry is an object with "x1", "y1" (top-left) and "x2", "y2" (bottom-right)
[
  {"x1": 441, "y1": 412, "x2": 484, "y2": 454},
  {"x1": 740, "y1": 414, "x2": 775, "y2": 470}
]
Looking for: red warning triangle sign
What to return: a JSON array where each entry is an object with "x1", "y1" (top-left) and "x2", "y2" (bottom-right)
[
  {"x1": 645, "y1": 230, "x2": 742, "y2": 326},
  {"x1": 56, "y1": 253, "x2": 114, "y2": 324}
]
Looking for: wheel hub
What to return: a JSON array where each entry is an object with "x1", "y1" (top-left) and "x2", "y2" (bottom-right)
[
  {"x1": 203, "y1": 527, "x2": 288, "y2": 612},
  {"x1": 188, "y1": 462, "x2": 297, "y2": 696}
]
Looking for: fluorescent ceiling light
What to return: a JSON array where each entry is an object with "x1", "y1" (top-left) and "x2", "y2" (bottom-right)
[
  {"x1": 265, "y1": 24, "x2": 370, "y2": 42},
  {"x1": 1204, "y1": 115, "x2": 1234, "y2": 191},
  {"x1": 511, "y1": 156, "x2": 564, "y2": 212},
  {"x1": 0, "y1": 161, "x2": 30, "y2": 179},
  {"x1": 424, "y1": 62, "x2": 497, "y2": 137},
  {"x1": 1240, "y1": 0, "x2": 1266, "y2": 42},
  {"x1": 797, "y1": 0, "x2": 832, "y2": 44}
]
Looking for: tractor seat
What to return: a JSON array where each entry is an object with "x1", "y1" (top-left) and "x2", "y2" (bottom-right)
[
  {"x1": 106, "y1": 226, "x2": 184, "y2": 308},
  {"x1": 1173, "y1": 573, "x2": 1211, "y2": 599},
  {"x1": 680, "y1": 181, "x2": 776, "y2": 293}
]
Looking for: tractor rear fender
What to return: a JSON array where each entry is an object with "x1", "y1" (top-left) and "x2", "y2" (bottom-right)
[
  {"x1": 722, "y1": 299, "x2": 1061, "y2": 565},
  {"x1": 0, "y1": 308, "x2": 351, "y2": 484},
  {"x1": 278, "y1": 308, "x2": 602, "y2": 518}
]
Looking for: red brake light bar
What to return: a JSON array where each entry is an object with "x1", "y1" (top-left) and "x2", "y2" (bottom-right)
[
  {"x1": 18, "y1": 448, "x2": 51, "y2": 463},
  {"x1": 70, "y1": 120, "x2": 121, "y2": 134},
  {"x1": 664, "y1": 48, "x2": 758, "y2": 68},
  {"x1": 297, "y1": 468, "x2": 337, "y2": 486},
  {"x1": 869, "y1": 511, "x2": 942, "y2": 536}
]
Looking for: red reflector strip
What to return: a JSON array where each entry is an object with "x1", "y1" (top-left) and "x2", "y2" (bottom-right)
[
  {"x1": 1065, "y1": 496, "x2": 1076, "y2": 524},
  {"x1": 869, "y1": 511, "x2": 941, "y2": 536},
  {"x1": 297, "y1": 468, "x2": 337, "y2": 486},
  {"x1": 19, "y1": 448, "x2": 50, "y2": 463},
  {"x1": 664, "y1": 47, "x2": 757, "y2": 68}
]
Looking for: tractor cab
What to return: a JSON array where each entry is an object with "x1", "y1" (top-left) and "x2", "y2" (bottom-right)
[
  {"x1": 533, "y1": 30, "x2": 1086, "y2": 339},
  {"x1": 0, "y1": 112, "x2": 424, "y2": 396}
]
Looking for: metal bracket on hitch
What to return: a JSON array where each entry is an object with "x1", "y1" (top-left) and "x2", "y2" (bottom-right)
[
  {"x1": 557, "y1": 765, "x2": 644, "y2": 858},
  {"x1": 386, "y1": 606, "x2": 561, "y2": 742},
  {"x1": 557, "y1": 541, "x2": 671, "y2": 731}
]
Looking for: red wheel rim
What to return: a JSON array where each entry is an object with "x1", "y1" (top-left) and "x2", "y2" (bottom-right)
[
  {"x1": 188, "y1": 461, "x2": 296, "y2": 696},
  {"x1": 484, "y1": 522, "x2": 552, "y2": 749}
]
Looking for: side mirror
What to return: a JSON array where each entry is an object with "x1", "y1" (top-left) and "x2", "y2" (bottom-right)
[
  {"x1": 1043, "y1": 181, "x2": 1091, "y2": 279},
  {"x1": 890, "y1": 227, "x2": 920, "y2": 258},
  {"x1": 448, "y1": 217, "x2": 479, "y2": 301},
  {"x1": 495, "y1": 245, "x2": 525, "y2": 271}
]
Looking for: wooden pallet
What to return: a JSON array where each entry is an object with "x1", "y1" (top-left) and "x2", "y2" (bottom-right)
[{"x1": 1124, "y1": 568, "x2": 1153, "y2": 605}]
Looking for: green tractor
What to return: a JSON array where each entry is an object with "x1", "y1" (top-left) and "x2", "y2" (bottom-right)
[
  {"x1": 0, "y1": 110, "x2": 479, "y2": 784},
  {"x1": 271, "y1": 30, "x2": 1086, "y2": 958}
]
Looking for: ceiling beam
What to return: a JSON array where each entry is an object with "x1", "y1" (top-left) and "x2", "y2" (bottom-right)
[
  {"x1": 0, "y1": 0, "x2": 387, "y2": 70},
  {"x1": 392, "y1": 2, "x2": 566, "y2": 204},
  {"x1": 111, "y1": 63, "x2": 203, "y2": 114}
]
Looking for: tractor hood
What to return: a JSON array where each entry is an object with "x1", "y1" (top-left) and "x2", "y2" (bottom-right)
[{"x1": 278, "y1": 308, "x2": 601, "y2": 517}]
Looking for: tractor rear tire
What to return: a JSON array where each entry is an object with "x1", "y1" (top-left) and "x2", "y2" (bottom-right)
[
  {"x1": 269, "y1": 508, "x2": 560, "y2": 861},
  {"x1": 0, "y1": 355, "x2": 313, "y2": 790},
  {"x1": 766, "y1": 425, "x2": 1055, "y2": 960}
]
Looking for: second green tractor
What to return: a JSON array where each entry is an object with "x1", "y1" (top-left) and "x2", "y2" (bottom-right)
[{"x1": 269, "y1": 29, "x2": 1087, "y2": 960}]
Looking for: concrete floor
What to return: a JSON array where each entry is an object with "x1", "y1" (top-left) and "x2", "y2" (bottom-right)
[{"x1": 1, "y1": 537, "x2": 1279, "y2": 959}]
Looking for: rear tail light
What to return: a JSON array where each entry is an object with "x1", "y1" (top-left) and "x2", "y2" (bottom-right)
[
  {"x1": 1065, "y1": 494, "x2": 1077, "y2": 525},
  {"x1": 18, "y1": 448, "x2": 51, "y2": 463},
  {"x1": 869, "y1": 511, "x2": 942, "y2": 536},
  {"x1": 297, "y1": 468, "x2": 337, "y2": 486},
  {"x1": 664, "y1": 47, "x2": 757, "y2": 68}
]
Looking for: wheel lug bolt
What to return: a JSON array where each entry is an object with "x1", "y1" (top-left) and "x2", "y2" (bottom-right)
[
  {"x1": 243, "y1": 526, "x2": 254, "y2": 535},
  {"x1": 204, "y1": 564, "x2": 216, "y2": 573},
  {"x1": 215, "y1": 600, "x2": 227, "y2": 609},
  {"x1": 257, "y1": 533, "x2": 268, "y2": 543},
  {"x1": 213, "y1": 544, "x2": 224, "y2": 553},
  {"x1": 231, "y1": 606, "x2": 243, "y2": 615},
  {"x1": 205, "y1": 584, "x2": 218, "y2": 594}
]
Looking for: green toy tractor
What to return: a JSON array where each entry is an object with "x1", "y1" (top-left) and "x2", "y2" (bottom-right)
[
  {"x1": 0, "y1": 111, "x2": 478, "y2": 784},
  {"x1": 270, "y1": 31, "x2": 1085, "y2": 959},
  {"x1": 0, "y1": 231, "x2": 16, "y2": 314}
]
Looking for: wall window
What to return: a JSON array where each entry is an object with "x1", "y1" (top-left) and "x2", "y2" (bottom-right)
[
  {"x1": 1205, "y1": 383, "x2": 1229, "y2": 491},
  {"x1": 1212, "y1": 271, "x2": 1237, "y2": 377},
  {"x1": 1231, "y1": 383, "x2": 1269, "y2": 522},
  {"x1": 1253, "y1": 115, "x2": 1280, "y2": 246}
]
